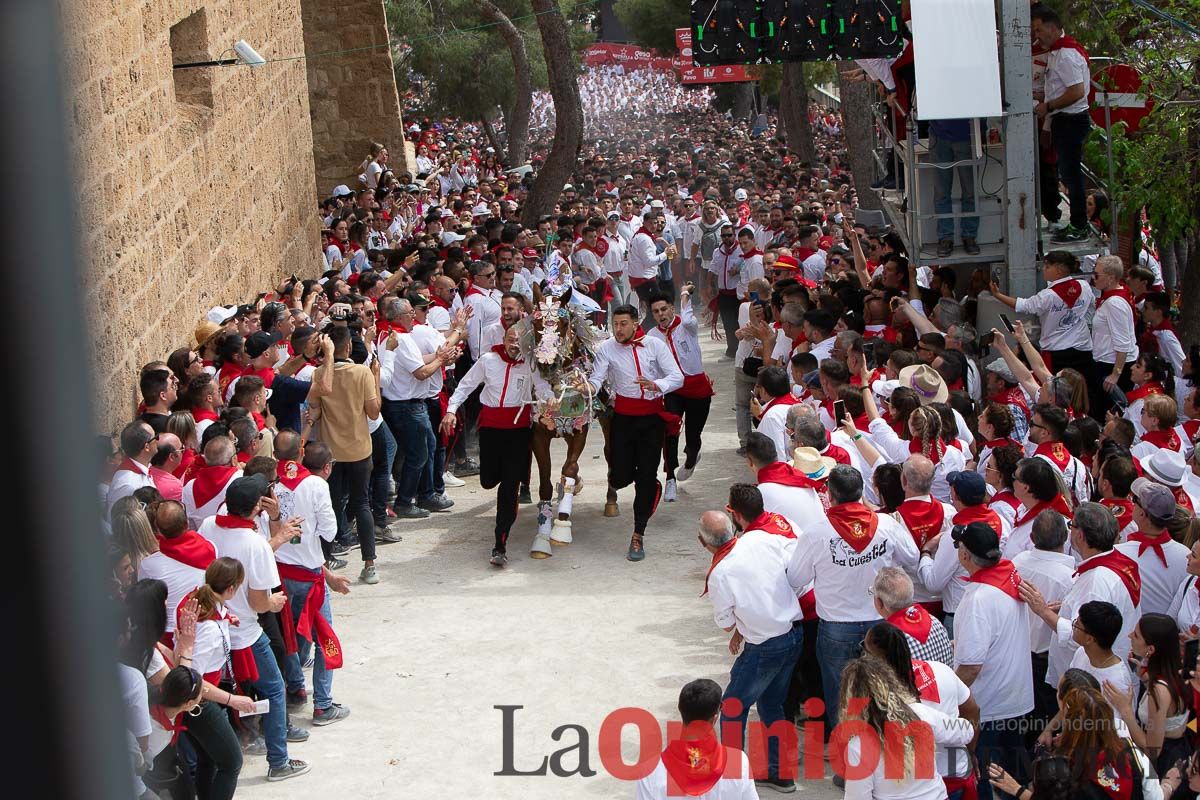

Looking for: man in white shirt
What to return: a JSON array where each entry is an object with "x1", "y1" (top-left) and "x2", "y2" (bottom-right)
[
  {"x1": 646, "y1": 288, "x2": 713, "y2": 498},
  {"x1": 802, "y1": 308, "x2": 837, "y2": 363},
  {"x1": 634, "y1": 679, "x2": 757, "y2": 799},
  {"x1": 786, "y1": 465, "x2": 920, "y2": 724},
  {"x1": 137, "y1": 500, "x2": 209, "y2": 641},
  {"x1": 107, "y1": 420, "x2": 158, "y2": 517},
  {"x1": 733, "y1": 228, "x2": 764, "y2": 301},
  {"x1": 627, "y1": 211, "x2": 677, "y2": 318},
  {"x1": 463, "y1": 260, "x2": 502, "y2": 361},
  {"x1": 753, "y1": 366, "x2": 797, "y2": 468},
  {"x1": 1116, "y1": 479, "x2": 1190, "y2": 616},
  {"x1": 746, "y1": 433, "x2": 828, "y2": 524},
  {"x1": 706, "y1": 221, "x2": 741, "y2": 357},
  {"x1": 1142, "y1": 292, "x2": 1186, "y2": 378},
  {"x1": 894, "y1": 455, "x2": 957, "y2": 607},
  {"x1": 199, "y1": 474, "x2": 309, "y2": 781},
  {"x1": 181, "y1": 435, "x2": 242, "y2": 530},
  {"x1": 588, "y1": 305, "x2": 683, "y2": 561},
  {"x1": 990, "y1": 250, "x2": 1093, "y2": 375},
  {"x1": 699, "y1": 486, "x2": 804, "y2": 793},
  {"x1": 1090, "y1": 255, "x2": 1138, "y2": 418},
  {"x1": 601, "y1": 213, "x2": 630, "y2": 314},
  {"x1": 951, "y1": 522, "x2": 1034, "y2": 800}
]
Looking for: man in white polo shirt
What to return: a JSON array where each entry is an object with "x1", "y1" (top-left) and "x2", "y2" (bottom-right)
[
  {"x1": 182, "y1": 435, "x2": 242, "y2": 529},
  {"x1": 107, "y1": 419, "x2": 158, "y2": 517},
  {"x1": 951, "y1": 521, "x2": 1033, "y2": 800},
  {"x1": 1116, "y1": 479, "x2": 1189, "y2": 616},
  {"x1": 989, "y1": 250, "x2": 1093, "y2": 375}
]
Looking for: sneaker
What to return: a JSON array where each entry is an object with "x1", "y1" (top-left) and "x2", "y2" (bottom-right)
[
  {"x1": 936, "y1": 238, "x2": 953, "y2": 257},
  {"x1": 454, "y1": 458, "x2": 480, "y2": 477},
  {"x1": 1052, "y1": 225, "x2": 1088, "y2": 243},
  {"x1": 324, "y1": 556, "x2": 347, "y2": 571},
  {"x1": 756, "y1": 777, "x2": 798, "y2": 793},
  {"x1": 518, "y1": 485, "x2": 532, "y2": 504},
  {"x1": 243, "y1": 736, "x2": 268, "y2": 756},
  {"x1": 303, "y1": 653, "x2": 314, "y2": 668},
  {"x1": 359, "y1": 565, "x2": 380, "y2": 585},
  {"x1": 393, "y1": 504, "x2": 430, "y2": 520},
  {"x1": 376, "y1": 528, "x2": 403, "y2": 544},
  {"x1": 332, "y1": 532, "x2": 360, "y2": 553},
  {"x1": 372, "y1": 516, "x2": 391, "y2": 530},
  {"x1": 627, "y1": 534, "x2": 645, "y2": 562},
  {"x1": 490, "y1": 548, "x2": 508, "y2": 567},
  {"x1": 312, "y1": 703, "x2": 350, "y2": 727},
  {"x1": 267, "y1": 759, "x2": 312, "y2": 782},
  {"x1": 287, "y1": 689, "x2": 308, "y2": 710},
  {"x1": 442, "y1": 471, "x2": 466, "y2": 488},
  {"x1": 676, "y1": 454, "x2": 700, "y2": 482},
  {"x1": 418, "y1": 494, "x2": 454, "y2": 512},
  {"x1": 664, "y1": 478, "x2": 678, "y2": 502},
  {"x1": 1045, "y1": 218, "x2": 1068, "y2": 233},
  {"x1": 832, "y1": 774, "x2": 846, "y2": 789},
  {"x1": 329, "y1": 540, "x2": 351, "y2": 557},
  {"x1": 286, "y1": 723, "x2": 310, "y2": 743},
  {"x1": 962, "y1": 236, "x2": 980, "y2": 255}
]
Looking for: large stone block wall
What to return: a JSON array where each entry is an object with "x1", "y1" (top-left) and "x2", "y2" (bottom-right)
[
  {"x1": 63, "y1": 0, "x2": 323, "y2": 431},
  {"x1": 301, "y1": 0, "x2": 408, "y2": 198}
]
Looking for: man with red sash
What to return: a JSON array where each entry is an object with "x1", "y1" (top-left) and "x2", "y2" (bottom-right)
[
  {"x1": 1028, "y1": 403, "x2": 1089, "y2": 503},
  {"x1": 627, "y1": 211, "x2": 677, "y2": 316},
  {"x1": 989, "y1": 250, "x2": 1093, "y2": 375},
  {"x1": 952, "y1": 522, "x2": 1034, "y2": 800},
  {"x1": 182, "y1": 435, "x2": 242, "y2": 530},
  {"x1": 198, "y1": 474, "x2": 308, "y2": 780},
  {"x1": 138, "y1": 500, "x2": 212, "y2": 647},
  {"x1": 635, "y1": 678, "x2": 755, "y2": 799},
  {"x1": 700, "y1": 484, "x2": 804, "y2": 792},
  {"x1": 107, "y1": 419, "x2": 159, "y2": 517},
  {"x1": 895, "y1": 455, "x2": 957, "y2": 614},
  {"x1": 786, "y1": 465, "x2": 920, "y2": 725},
  {"x1": 1115, "y1": 479, "x2": 1189, "y2": 616},
  {"x1": 271, "y1": 432, "x2": 351, "y2": 725},
  {"x1": 1131, "y1": 394, "x2": 1187, "y2": 461},
  {"x1": 872, "y1": 566, "x2": 955, "y2": 666},
  {"x1": 1005, "y1": 456, "x2": 1072, "y2": 558},
  {"x1": 1020, "y1": 501, "x2": 1141, "y2": 692},
  {"x1": 752, "y1": 366, "x2": 797, "y2": 468},
  {"x1": 1090, "y1": 256, "x2": 1139, "y2": 419},
  {"x1": 570, "y1": 224, "x2": 608, "y2": 306},
  {"x1": 444, "y1": 326, "x2": 544, "y2": 565}
]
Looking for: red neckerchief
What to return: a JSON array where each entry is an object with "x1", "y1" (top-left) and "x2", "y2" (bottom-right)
[
  {"x1": 964, "y1": 560, "x2": 1023, "y2": 601},
  {"x1": 990, "y1": 490, "x2": 1021, "y2": 513},
  {"x1": 702, "y1": 538, "x2": 737, "y2": 596},
  {"x1": 429, "y1": 294, "x2": 451, "y2": 310},
  {"x1": 908, "y1": 436, "x2": 947, "y2": 465},
  {"x1": 740, "y1": 247, "x2": 763, "y2": 259},
  {"x1": 634, "y1": 225, "x2": 656, "y2": 240},
  {"x1": 1049, "y1": 277, "x2": 1084, "y2": 307},
  {"x1": 757, "y1": 462, "x2": 827, "y2": 491},
  {"x1": 887, "y1": 604, "x2": 933, "y2": 644},
  {"x1": 911, "y1": 660, "x2": 941, "y2": 703},
  {"x1": 952, "y1": 504, "x2": 1003, "y2": 537},
  {"x1": 1049, "y1": 33, "x2": 1090, "y2": 67},
  {"x1": 826, "y1": 502, "x2": 879, "y2": 553},
  {"x1": 155, "y1": 530, "x2": 215, "y2": 570},
  {"x1": 746, "y1": 512, "x2": 796, "y2": 538},
  {"x1": 1126, "y1": 381, "x2": 1165, "y2": 403},
  {"x1": 896, "y1": 498, "x2": 945, "y2": 550},
  {"x1": 214, "y1": 514, "x2": 258, "y2": 531},
  {"x1": 491, "y1": 343, "x2": 523, "y2": 365},
  {"x1": 660, "y1": 730, "x2": 728, "y2": 797},
  {"x1": 1128, "y1": 530, "x2": 1172, "y2": 568},
  {"x1": 150, "y1": 705, "x2": 185, "y2": 745},
  {"x1": 217, "y1": 362, "x2": 244, "y2": 396},
  {"x1": 761, "y1": 393, "x2": 799, "y2": 416},
  {"x1": 1172, "y1": 486, "x2": 1194, "y2": 513},
  {"x1": 1141, "y1": 428, "x2": 1182, "y2": 452},
  {"x1": 115, "y1": 457, "x2": 146, "y2": 476},
  {"x1": 189, "y1": 465, "x2": 239, "y2": 510},
  {"x1": 251, "y1": 411, "x2": 266, "y2": 430},
  {"x1": 794, "y1": 246, "x2": 817, "y2": 262},
  {"x1": 328, "y1": 236, "x2": 349, "y2": 254},
  {"x1": 1148, "y1": 317, "x2": 1178, "y2": 336},
  {"x1": 1101, "y1": 497, "x2": 1135, "y2": 530},
  {"x1": 822, "y1": 439, "x2": 852, "y2": 465},
  {"x1": 191, "y1": 407, "x2": 219, "y2": 423},
  {"x1": 574, "y1": 238, "x2": 609, "y2": 257},
  {"x1": 982, "y1": 437, "x2": 1020, "y2": 452},
  {"x1": 276, "y1": 459, "x2": 312, "y2": 491},
  {"x1": 1074, "y1": 550, "x2": 1142, "y2": 606},
  {"x1": 236, "y1": 452, "x2": 251, "y2": 466},
  {"x1": 1181, "y1": 419, "x2": 1200, "y2": 443},
  {"x1": 863, "y1": 325, "x2": 899, "y2": 343},
  {"x1": 275, "y1": 563, "x2": 344, "y2": 669},
  {"x1": 990, "y1": 386, "x2": 1031, "y2": 422},
  {"x1": 1034, "y1": 441, "x2": 1072, "y2": 471},
  {"x1": 1098, "y1": 284, "x2": 1135, "y2": 312},
  {"x1": 1014, "y1": 494, "x2": 1072, "y2": 528}
]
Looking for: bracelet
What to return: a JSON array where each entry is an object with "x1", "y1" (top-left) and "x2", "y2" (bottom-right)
[
  {"x1": 224, "y1": 691, "x2": 232, "y2": 705},
  {"x1": 852, "y1": 433, "x2": 864, "y2": 441},
  {"x1": 271, "y1": 515, "x2": 282, "y2": 522},
  {"x1": 178, "y1": 655, "x2": 192, "y2": 662}
]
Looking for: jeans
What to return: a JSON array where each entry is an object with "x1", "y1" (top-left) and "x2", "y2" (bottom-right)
[
  {"x1": 1050, "y1": 111, "x2": 1092, "y2": 229},
  {"x1": 383, "y1": 399, "x2": 435, "y2": 507},
  {"x1": 244, "y1": 632, "x2": 289, "y2": 770},
  {"x1": 369, "y1": 422, "x2": 396, "y2": 522},
  {"x1": 425, "y1": 397, "x2": 446, "y2": 494},
  {"x1": 930, "y1": 135, "x2": 978, "y2": 241},
  {"x1": 608, "y1": 272, "x2": 632, "y2": 319},
  {"x1": 281, "y1": 571, "x2": 335, "y2": 711},
  {"x1": 734, "y1": 372, "x2": 757, "y2": 448},
  {"x1": 182, "y1": 698, "x2": 242, "y2": 799},
  {"x1": 721, "y1": 625, "x2": 804, "y2": 782},
  {"x1": 330, "y1": 455, "x2": 375, "y2": 562},
  {"x1": 976, "y1": 717, "x2": 1028, "y2": 800},
  {"x1": 942, "y1": 611, "x2": 955, "y2": 640},
  {"x1": 718, "y1": 292, "x2": 740, "y2": 357},
  {"x1": 816, "y1": 619, "x2": 874, "y2": 727}
]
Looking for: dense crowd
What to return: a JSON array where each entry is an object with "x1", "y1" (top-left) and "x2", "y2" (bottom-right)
[{"x1": 105, "y1": 24, "x2": 1200, "y2": 800}]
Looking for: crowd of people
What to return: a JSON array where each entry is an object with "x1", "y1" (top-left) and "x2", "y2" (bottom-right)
[{"x1": 102, "y1": 39, "x2": 1200, "y2": 800}]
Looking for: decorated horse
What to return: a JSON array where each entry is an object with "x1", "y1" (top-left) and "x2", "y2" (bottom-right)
[{"x1": 515, "y1": 275, "x2": 614, "y2": 557}]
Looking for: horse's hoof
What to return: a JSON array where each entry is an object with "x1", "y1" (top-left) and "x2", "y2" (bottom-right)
[
  {"x1": 530, "y1": 533, "x2": 553, "y2": 558},
  {"x1": 603, "y1": 502, "x2": 620, "y2": 518},
  {"x1": 572, "y1": 478, "x2": 584, "y2": 495},
  {"x1": 550, "y1": 519, "x2": 572, "y2": 545}
]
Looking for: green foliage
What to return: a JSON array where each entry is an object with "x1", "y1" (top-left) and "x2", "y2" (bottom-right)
[{"x1": 613, "y1": 0, "x2": 690, "y2": 53}]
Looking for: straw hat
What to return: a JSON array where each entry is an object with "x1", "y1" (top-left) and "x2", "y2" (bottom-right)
[
  {"x1": 193, "y1": 320, "x2": 222, "y2": 349},
  {"x1": 898, "y1": 364, "x2": 948, "y2": 405},
  {"x1": 791, "y1": 447, "x2": 836, "y2": 479}
]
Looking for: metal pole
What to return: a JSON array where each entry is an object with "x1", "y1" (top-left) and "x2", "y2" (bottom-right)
[
  {"x1": 1103, "y1": 87, "x2": 1119, "y2": 253},
  {"x1": 999, "y1": 0, "x2": 1039, "y2": 295}
]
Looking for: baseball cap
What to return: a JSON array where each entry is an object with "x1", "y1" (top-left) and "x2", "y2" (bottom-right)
[
  {"x1": 947, "y1": 471, "x2": 987, "y2": 506},
  {"x1": 650, "y1": 199, "x2": 665, "y2": 209},
  {"x1": 245, "y1": 330, "x2": 283, "y2": 358},
  {"x1": 1132, "y1": 477, "x2": 1178, "y2": 521},
  {"x1": 409, "y1": 294, "x2": 431, "y2": 309},
  {"x1": 773, "y1": 255, "x2": 800, "y2": 272},
  {"x1": 606, "y1": 211, "x2": 620, "y2": 220},
  {"x1": 871, "y1": 378, "x2": 901, "y2": 399},
  {"x1": 952, "y1": 521, "x2": 1001, "y2": 561},
  {"x1": 224, "y1": 474, "x2": 269, "y2": 517},
  {"x1": 521, "y1": 247, "x2": 540, "y2": 259},
  {"x1": 331, "y1": 184, "x2": 354, "y2": 198},
  {"x1": 734, "y1": 188, "x2": 748, "y2": 201},
  {"x1": 563, "y1": 183, "x2": 575, "y2": 191},
  {"x1": 206, "y1": 305, "x2": 237, "y2": 325}
]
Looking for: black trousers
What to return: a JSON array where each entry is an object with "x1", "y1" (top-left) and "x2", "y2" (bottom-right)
[
  {"x1": 608, "y1": 412, "x2": 665, "y2": 535},
  {"x1": 479, "y1": 425, "x2": 532, "y2": 551},
  {"x1": 181, "y1": 700, "x2": 243, "y2": 800},
  {"x1": 717, "y1": 292, "x2": 740, "y2": 357},
  {"x1": 329, "y1": 456, "x2": 375, "y2": 562},
  {"x1": 1038, "y1": 145, "x2": 1062, "y2": 224},
  {"x1": 1088, "y1": 360, "x2": 1132, "y2": 421},
  {"x1": 784, "y1": 617, "x2": 825, "y2": 729},
  {"x1": 634, "y1": 279, "x2": 658, "y2": 331},
  {"x1": 663, "y1": 392, "x2": 711, "y2": 479},
  {"x1": 1042, "y1": 347, "x2": 1091, "y2": 377},
  {"x1": 1051, "y1": 111, "x2": 1092, "y2": 229}
]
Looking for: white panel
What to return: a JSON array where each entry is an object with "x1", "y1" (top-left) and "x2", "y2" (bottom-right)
[{"x1": 910, "y1": 0, "x2": 1003, "y2": 120}]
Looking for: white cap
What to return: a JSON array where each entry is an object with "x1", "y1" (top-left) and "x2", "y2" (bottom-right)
[
  {"x1": 444, "y1": 232, "x2": 466, "y2": 243},
  {"x1": 649, "y1": 199, "x2": 665, "y2": 209},
  {"x1": 734, "y1": 188, "x2": 748, "y2": 201},
  {"x1": 563, "y1": 183, "x2": 574, "y2": 191},
  {"x1": 408, "y1": 123, "x2": 421, "y2": 133},
  {"x1": 623, "y1": 174, "x2": 634, "y2": 181},
  {"x1": 331, "y1": 184, "x2": 354, "y2": 198},
  {"x1": 206, "y1": 305, "x2": 237, "y2": 325},
  {"x1": 871, "y1": 378, "x2": 900, "y2": 399},
  {"x1": 441, "y1": 208, "x2": 455, "y2": 218},
  {"x1": 471, "y1": 202, "x2": 490, "y2": 216}
]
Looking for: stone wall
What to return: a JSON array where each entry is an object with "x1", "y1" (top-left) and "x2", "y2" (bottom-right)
[
  {"x1": 301, "y1": 0, "x2": 408, "y2": 198},
  {"x1": 63, "y1": 0, "x2": 323, "y2": 431}
]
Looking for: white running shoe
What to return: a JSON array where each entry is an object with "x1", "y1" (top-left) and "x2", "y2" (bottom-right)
[
  {"x1": 664, "y1": 478, "x2": 678, "y2": 502},
  {"x1": 675, "y1": 454, "x2": 700, "y2": 482},
  {"x1": 442, "y1": 471, "x2": 466, "y2": 488}
]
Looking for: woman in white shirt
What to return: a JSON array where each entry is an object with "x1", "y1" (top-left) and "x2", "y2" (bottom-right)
[
  {"x1": 837, "y1": 655, "x2": 974, "y2": 800},
  {"x1": 359, "y1": 142, "x2": 387, "y2": 189}
]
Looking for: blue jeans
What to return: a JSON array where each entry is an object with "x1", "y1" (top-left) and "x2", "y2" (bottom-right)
[
  {"x1": 720, "y1": 625, "x2": 804, "y2": 782},
  {"x1": 930, "y1": 135, "x2": 978, "y2": 241},
  {"x1": 976, "y1": 717, "x2": 1027, "y2": 800},
  {"x1": 425, "y1": 397, "x2": 446, "y2": 494},
  {"x1": 817, "y1": 619, "x2": 873, "y2": 727},
  {"x1": 281, "y1": 570, "x2": 334, "y2": 711},
  {"x1": 369, "y1": 422, "x2": 396, "y2": 521},
  {"x1": 245, "y1": 632, "x2": 289, "y2": 769},
  {"x1": 382, "y1": 399, "x2": 435, "y2": 506},
  {"x1": 942, "y1": 611, "x2": 955, "y2": 640}
]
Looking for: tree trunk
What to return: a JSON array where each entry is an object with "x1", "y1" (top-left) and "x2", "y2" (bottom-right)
[
  {"x1": 481, "y1": 114, "x2": 504, "y2": 160},
  {"x1": 838, "y1": 65, "x2": 882, "y2": 211},
  {"x1": 521, "y1": 0, "x2": 582, "y2": 227},
  {"x1": 731, "y1": 82, "x2": 755, "y2": 119},
  {"x1": 1176, "y1": 232, "x2": 1200, "y2": 347},
  {"x1": 779, "y1": 62, "x2": 815, "y2": 163},
  {"x1": 474, "y1": 0, "x2": 531, "y2": 167}
]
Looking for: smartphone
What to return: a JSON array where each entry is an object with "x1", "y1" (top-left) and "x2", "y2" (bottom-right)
[
  {"x1": 1185, "y1": 639, "x2": 1199, "y2": 681},
  {"x1": 999, "y1": 313, "x2": 1016, "y2": 334},
  {"x1": 749, "y1": 291, "x2": 760, "y2": 302},
  {"x1": 833, "y1": 399, "x2": 846, "y2": 422}
]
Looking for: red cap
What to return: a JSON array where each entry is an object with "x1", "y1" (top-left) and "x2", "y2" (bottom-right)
[
  {"x1": 818, "y1": 235, "x2": 834, "y2": 250},
  {"x1": 773, "y1": 255, "x2": 800, "y2": 271},
  {"x1": 521, "y1": 247, "x2": 539, "y2": 259}
]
